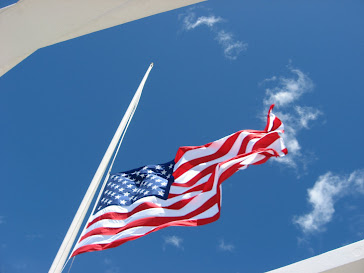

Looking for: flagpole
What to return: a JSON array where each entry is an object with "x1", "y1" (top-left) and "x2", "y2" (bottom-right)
[{"x1": 49, "y1": 63, "x2": 154, "y2": 273}]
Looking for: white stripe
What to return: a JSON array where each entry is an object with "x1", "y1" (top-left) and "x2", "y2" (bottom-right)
[
  {"x1": 75, "y1": 226, "x2": 156, "y2": 249},
  {"x1": 175, "y1": 131, "x2": 251, "y2": 167},
  {"x1": 190, "y1": 204, "x2": 219, "y2": 220},
  {"x1": 169, "y1": 175, "x2": 210, "y2": 194},
  {"x1": 268, "y1": 113, "x2": 276, "y2": 132},
  {"x1": 83, "y1": 188, "x2": 217, "y2": 235},
  {"x1": 75, "y1": 204, "x2": 220, "y2": 250},
  {"x1": 174, "y1": 131, "x2": 257, "y2": 183},
  {"x1": 245, "y1": 137, "x2": 260, "y2": 154},
  {"x1": 88, "y1": 190, "x2": 202, "y2": 222}
]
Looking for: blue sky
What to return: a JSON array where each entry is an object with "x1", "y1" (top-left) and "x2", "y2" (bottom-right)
[{"x1": 0, "y1": 0, "x2": 363, "y2": 272}]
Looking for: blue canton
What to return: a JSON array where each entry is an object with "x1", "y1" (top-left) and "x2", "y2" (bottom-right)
[{"x1": 94, "y1": 160, "x2": 175, "y2": 213}]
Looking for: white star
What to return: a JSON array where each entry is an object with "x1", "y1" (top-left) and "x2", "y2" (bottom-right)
[
  {"x1": 167, "y1": 174, "x2": 171, "y2": 179},
  {"x1": 152, "y1": 185, "x2": 158, "y2": 190},
  {"x1": 147, "y1": 183, "x2": 153, "y2": 187},
  {"x1": 118, "y1": 188, "x2": 124, "y2": 192},
  {"x1": 140, "y1": 174, "x2": 145, "y2": 178},
  {"x1": 111, "y1": 192, "x2": 116, "y2": 197},
  {"x1": 161, "y1": 170, "x2": 167, "y2": 175},
  {"x1": 158, "y1": 191, "x2": 164, "y2": 196},
  {"x1": 115, "y1": 195, "x2": 121, "y2": 199},
  {"x1": 122, "y1": 181, "x2": 127, "y2": 184},
  {"x1": 142, "y1": 166, "x2": 148, "y2": 170},
  {"x1": 144, "y1": 191, "x2": 149, "y2": 195},
  {"x1": 114, "y1": 185, "x2": 119, "y2": 189},
  {"x1": 107, "y1": 200, "x2": 112, "y2": 204},
  {"x1": 156, "y1": 165, "x2": 162, "y2": 170},
  {"x1": 124, "y1": 192, "x2": 130, "y2": 197},
  {"x1": 156, "y1": 179, "x2": 162, "y2": 183},
  {"x1": 132, "y1": 188, "x2": 138, "y2": 192},
  {"x1": 161, "y1": 182, "x2": 167, "y2": 186},
  {"x1": 147, "y1": 170, "x2": 153, "y2": 174},
  {"x1": 127, "y1": 184, "x2": 133, "y2": 188},
  {"x1": 169, "y1": 164, "x2": 173, "y2": 169},
  {"x1": 120, "y1": 200, "x2": 126, "y2": 205}
]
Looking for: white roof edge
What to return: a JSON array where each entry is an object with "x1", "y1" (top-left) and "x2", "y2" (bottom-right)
[
  {"x1": 50, "y1": 0, "x2": 207, "y2": 46},
  {"x1": 0, "y1": 0, "x2": 205, "y2": 77},
  {"x1": 266, "y1": 239, "x2": 364, "y2": 273}
]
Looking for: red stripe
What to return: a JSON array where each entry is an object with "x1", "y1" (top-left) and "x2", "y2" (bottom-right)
[
  {"x1": 173, "y1": 132, "x2": 240, "y2": 179},
  {"x1": 251, "y1": 132, "x2": 280, "y2": 151},
  {"x1": 74, "y1": 188, "x2": 223, "y2": 257},
  {"x1": 171, "y1": 164, "x2": 215, "y2": 188},
  {"x1": 87, "y1": 195, "x2": 199, "y2": 228},
  {"x1": 168, "y1": 183, "x2": 207, "y2": 199},
  {"x1": 264, "y1": 104, "x2": 275, "y2": 132},
  {"x1": 174, "y1": 142, "x2": 213, "y2": 164},
  {"x1": 80, "y1": 194, "x2": 219, "y2": 242},
  {"x1": 71, "y1": 212, "x2": 221, "y2": 257},
  {"x1": 272, "y1": 117, "x2": 282, "y2": 131},
  {"x1": 237, "y1": 133, "x2": 262, "y2": 155}
]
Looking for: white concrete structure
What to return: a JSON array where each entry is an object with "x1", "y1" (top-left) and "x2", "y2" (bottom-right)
[
  {"x1": 266, "y1": 239, "x2": 364, "y2": 273},
  {"x1": 0, "y1": 0, "x2": 205, "y2": 77}
]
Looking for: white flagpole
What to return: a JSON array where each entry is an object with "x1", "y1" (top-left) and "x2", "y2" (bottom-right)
[{"x1": 49, "y1": 63, "x2": 154, "y2": 273}]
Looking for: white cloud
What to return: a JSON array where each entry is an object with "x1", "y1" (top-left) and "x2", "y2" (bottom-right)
[
  {"x1": 183, "y1": 14, "x2": 222, "y2": 30},
  {"x1": 263, "y1": 68, "x2": 314, "y2": 108},
  {"x1": 218, "y1": 239, "x2": 235, "y2": 252},
  {"x1": 295, "y1": 106, "x2": 322, "y2": 129},
  {"x1": 216, "y1": 30, "x2": 248, "y2": 60},
  {"x1": 294, "y1": 169, "x2": 364, "y2": 233},
  {"x1": 180, "y1": 10, "x2": 247, "y2": 60},
  {"x1": 164, "y1": 235, "x2": 183, "y2": 249},
  {"x1": 261, "y1": 65, "x2": 321, "y2": 170}
]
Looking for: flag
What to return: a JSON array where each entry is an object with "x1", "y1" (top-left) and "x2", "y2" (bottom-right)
[{"x1": 71, "y1": 105, "x2": 287, "y2": 256}]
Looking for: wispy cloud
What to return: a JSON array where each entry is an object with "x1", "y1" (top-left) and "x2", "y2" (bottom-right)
[
  {"x1": 294, "y1": 169, "x2": 364, "y2": 234},
  {"x1": 261, "y1": 65, "x2": 322, "y2": 170},
  {"x1": 103, "y1": 258, "x2": 120, "y2": 273},
  {"x1": 216, "y1": 30, "x2": 247, "y2": 60},
  {"x1": 180, "y1": 9, "x2": 247, "y2": 60},
  {"x1": 183, "y1": 14, "x2": 223, "y2": 30},
  {"x1": 263, "y1": 68, "x2": 314, "y2": 107},
  {"x1": 218, "y1": 239, "x2": 235, "y2": 252},
  {"x1": 163, "y1": 235, "x2": 183, "y2": 250}
]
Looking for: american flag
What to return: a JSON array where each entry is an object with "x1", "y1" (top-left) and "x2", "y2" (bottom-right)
[{"x1": 71, "y1": 105, "x2": 287, "y2": 256}]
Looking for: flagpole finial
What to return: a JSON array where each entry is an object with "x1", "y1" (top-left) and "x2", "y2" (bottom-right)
[{"x1": 150, "y1": 62, "x2": 154, "y2": 67}]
